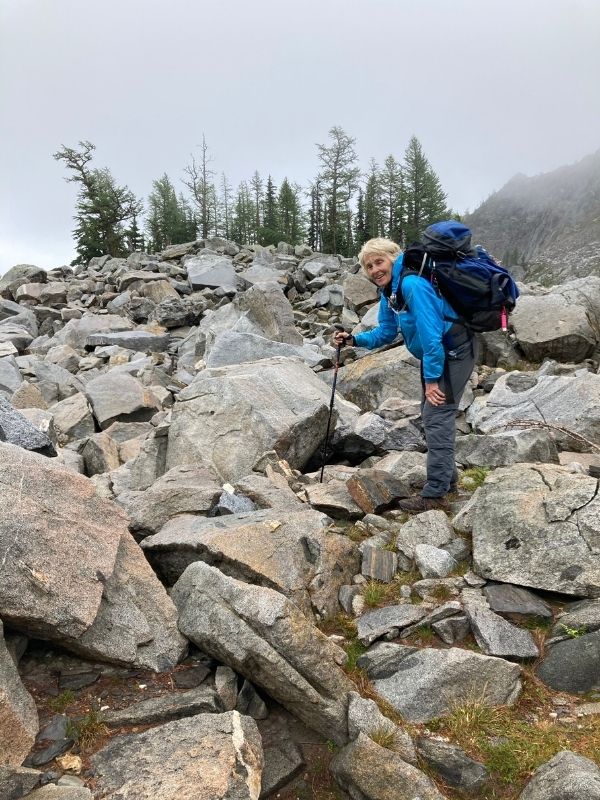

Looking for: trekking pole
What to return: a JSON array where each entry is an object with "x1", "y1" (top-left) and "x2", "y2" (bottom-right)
[{"x1": 319, "y1": 327, "x2": 344, "y2": 484}]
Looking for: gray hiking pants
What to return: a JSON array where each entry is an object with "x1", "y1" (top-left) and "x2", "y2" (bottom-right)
[{"x1": 421, "y1": 335, "x2": 476, "y2": 498}]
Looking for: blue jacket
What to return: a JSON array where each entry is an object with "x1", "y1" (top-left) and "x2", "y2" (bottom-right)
[{"x1": 353, "y1": 254, "x2": 459, "y2": 381}]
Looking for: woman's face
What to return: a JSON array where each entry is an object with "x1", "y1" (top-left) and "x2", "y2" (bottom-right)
[{"x1": 364, "y1": 253, "x2": 393, "y2": 287}]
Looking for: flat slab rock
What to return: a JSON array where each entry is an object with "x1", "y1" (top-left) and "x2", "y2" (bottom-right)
[
  {"x1": 357, "y1": 642, "x2": 522, "y2": 723},
  {"x1": 463, "y1": 463, "x2": 600, "y2": 598},
  {"x1": 143, "y1": 507, "x2": 358, "y2": 618},
  {"x1": 91, "y1": 711, "x2": 264, "y2": 800},
  {"x1": 103, "y1": 685, "x2": 221, "y2": 727},
  {"x1": 357, "y1": 604, "x2": 428, "y2": 646},
  {"x1": 85, "y1": 330, "x2": 171, "y2": 352}
]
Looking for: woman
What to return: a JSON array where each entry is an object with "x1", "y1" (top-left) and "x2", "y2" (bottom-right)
[{"x1": 333, "y1": 237, "x2": 475, "y2": 512}]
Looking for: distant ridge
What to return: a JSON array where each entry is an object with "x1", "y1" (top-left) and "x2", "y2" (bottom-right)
[{"x1": 465, "y1": 150, "x2": 600, "y2": 285}]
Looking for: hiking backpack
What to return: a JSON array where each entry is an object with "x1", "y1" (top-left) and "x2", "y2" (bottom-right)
[{"x1": 397, "y1": 220, "x2": 519, "y2": 333}]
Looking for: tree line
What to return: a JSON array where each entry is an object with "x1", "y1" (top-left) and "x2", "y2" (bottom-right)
[{"x1": 53, "y1": 127, "x2": 457, "y2": 265}]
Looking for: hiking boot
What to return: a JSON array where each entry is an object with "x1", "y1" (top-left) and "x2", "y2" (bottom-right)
[{"x1": 397, "y1": 495, "x2": 450, "y2": 513}]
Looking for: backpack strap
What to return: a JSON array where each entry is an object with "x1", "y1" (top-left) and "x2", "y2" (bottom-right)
[{"x1": 390, "y1": 252, "x2": 428, "y2": 312}]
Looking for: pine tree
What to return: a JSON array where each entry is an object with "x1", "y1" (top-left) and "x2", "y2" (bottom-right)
[
  {"x1": 127, "y1": 213, "x2": 143, "y2": 252},
  {"x1": 278, "y1": 179, "x2": 305, "y2": 245},
  {"x1": 183, "y1": 134, "x2": 215, "y2": 239},
  {"x1": 380, "y1": 154, "x2": 405, "y2": 243},
  {"x1": 403, "y1": 136, "x2": 450, "y2": 243},
  {"x1": 53, "y1": 140, "x2": 142, "y2": 265},
  {"x1": 146, "y1": 174, "x2": 196, "y2": 251},
  {"x1": 316, "y1": 126, "x2": 360, "y2": 255},
  {"x1": 307, "y1": 181, "x2": 324, "y2": 251},
  {"x1": 354, "y1": 187, "x2": 366, "y2": 248},
  {"x1": 249, "y1": 171, "x2": 264, "y2": 240},
  {"x1": 230, "y1": 182, "x2": 256, "y2": 244},
  {"x1": 363, "y1": 160, "x2": 384, "y2": 241},
  {"x1": 257, "y1": 175, "x2": 280, "y2": 246}
]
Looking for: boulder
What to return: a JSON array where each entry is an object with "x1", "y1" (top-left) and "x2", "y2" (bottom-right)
[
  {"x1": 336, "y1": 346, "x2": 421, "y2": 412},
  {"x1": 357, "y1": 605, "x2": 429, "y2": 646},
  {"x1": 536, "y1": 631, "x2": 600, "y2": 693},
  {"x1": 66, "y1": 530, "x2": 187, "y2": 672},
  {"x1": 466, "y1": 370, "x2": 600, "y2": 452},
  {"x1": 86, "y1": 330, "x2": 171, "y2": 353},
  {"x1": 0, "y1": 264, "x2": 46, "y2": 299},
  {"x1": 85, "y1": 372, "x2": 161, "y2": 429},
  {"x1": 143, "y1": 507, "x2": 358, "y2": 618},
  {"x1": 330, "y1": 733, "x2": 445, "y2": 800},
  {"x1": 171, "y1": 562, "x2": 355, "y2": 743},
  {"x1": 91, "y1": 712, "x2": 263, "y2": 800},
  {"x1": 82, "y1": 432, "x2": 120, "y2": 476},
  {"x1": 455, "y1": 429, "x2": 559, "y2": 467},
  {"x1": 511, "y1": 278, "x2": 600, "y2": 362},
  {"x1": 166, "y1": 357, "x2": 358, "y2": 482},
  {"x1": 483, "y1": 583, "x2": 553, "y2": 619},
  {"x1": 116, "y1": 465, "x2": 222, "y2": 535},
  {"x1": 0, "y1": 765, "x2": 41, "y2": 798},
  {"x1": 342, "y1": 272, "x2": 379, "y2": 311},
  {"x1": 0, "y1": 620, "x2": 39, "y2": 767},
  {"x1": 42, "y1": 313, "x2": 134, "y2": 352},
  {"x1": 0, "y1": 442, "x2": 185, "y2": 670},
  {"x1": 103, "y1": 685, "x2": 221, "y2": 727},
  {"x1": 395, "y1": 510, "x2": 456, "y2": 560},
  {"x1": 465, "y1": 464, "x2": 600, "y2": 597},
  {"x1": 0, "y1": 355, "x2": 22, "y2": 397},
  {"x1": 205, "y1": 330, "x2": 323, "y2": 369},
  {"x1": 15, "y1": 785, "x2": 91, "y2": 799},
  {"x1": 0, "y1": 396, "x2": 57, "y2": 456},
  {"x1": 357, "y1": 642, "x2": 521, "y2": 723},
  {"x1": 185, "y1": 252, "x2": 238, "y2": 290},
  {"x1": 416, "y1": 737, "x2": 489, "y2": 794},
  {"x1": 304, "y1": 481, "x2": 364, "y2": 519},
  {"x1": 518, "y1": 750, "x2": 600, "y2": 799},
  {"x1": 51, "y1": 393, "x2": 95, "y2": 443},
  {"x1": 0, "y1": 442, "x2": 122, "y2": 638}
]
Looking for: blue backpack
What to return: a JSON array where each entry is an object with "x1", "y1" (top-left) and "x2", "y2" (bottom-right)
[{"x1": 399, "y1": 220, "x2": 520, "y2": 333}]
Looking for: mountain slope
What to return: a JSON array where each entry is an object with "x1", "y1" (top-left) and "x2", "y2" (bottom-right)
[{"x1": 465, "y1": 150, "x2": 600, "y2": 284}]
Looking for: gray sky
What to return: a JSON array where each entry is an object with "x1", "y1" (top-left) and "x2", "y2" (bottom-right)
[{"x1": 1, "y1": 0, "x2": 599, "y2": 273}]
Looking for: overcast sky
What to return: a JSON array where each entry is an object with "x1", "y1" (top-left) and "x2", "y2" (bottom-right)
[{"x1": 1, "y1": 0, "x2": 599, "y2": 273}]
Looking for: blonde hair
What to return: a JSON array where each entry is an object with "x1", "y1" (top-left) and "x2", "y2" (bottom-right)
[{"x1": 358, "y1": 237, "x2": 402, "y2": 270}]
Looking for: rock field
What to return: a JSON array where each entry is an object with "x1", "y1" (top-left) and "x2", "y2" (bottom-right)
[{"x1": 1, "y1": 238, "x2": 600, "y2": 799}]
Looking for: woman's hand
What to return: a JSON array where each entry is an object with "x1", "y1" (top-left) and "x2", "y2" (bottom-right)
[
  {"x1": 425, "y1": 381, "x2": 446, "y2": 406},
  {"x1": 332, "y1": 330, "x2": 354, "y2": 347}
]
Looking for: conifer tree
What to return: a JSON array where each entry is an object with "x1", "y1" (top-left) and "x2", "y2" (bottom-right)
[
  {"x1": 146, "y1": 174, "x2": 196, "y2": 251},
  {"x1": 316, "y1": 126, "x2": 360, "y2": 255},
  {"x1": 380, "y1": 154, "x2": 405, "y2": 243},
  {"x1": 53, "y1": 140, "x2": 142, "y2": 265},
  {"x1": 403, "y1": 135, "x2": 450, "y2": 243},
  {"x1": 278, "y1": 179, "x2": 305, "y2": 245},
  {"x1": 307, "y1": 181, "x2": 324, "y2": 251},
  {"x1": 354, "y1": 187, "x2": 366, "y2": 248},
  {"x1": 249, "y1": 171, "x2": 264, "y2": 238},
  {"x1": 231, "y1": 182, "x2": 256, "y2": 244},
  {"x1": 363, "y1": 160, "x2": 385, "y2": 241},
  {"x1": 257, "y1": 175, "x2": 280, "y2": 245}
]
